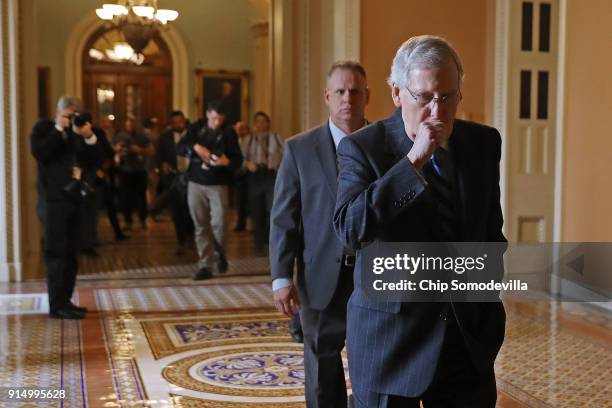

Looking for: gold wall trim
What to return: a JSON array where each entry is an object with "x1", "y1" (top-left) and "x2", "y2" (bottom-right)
[
  {"x1": 0, "y1": 0, "x2": 23, "y2": 281},
  {"x1": 1, "y1": 0, "x2": 15, "y2": 268}
]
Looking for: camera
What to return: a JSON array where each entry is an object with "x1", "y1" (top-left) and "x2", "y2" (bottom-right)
[
  {"x1": 71, "y1": 112, "x2": 92, "y2": 128},
  {"x1": 63, "y1": 178, "x2": 94, "y2": 202}
]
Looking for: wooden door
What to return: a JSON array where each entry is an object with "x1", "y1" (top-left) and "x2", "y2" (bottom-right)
[
  {"x1": 82, "y1": 27, "x2": 172, "y2": 133},
  {"x1": 83, "y1": 72, "x2": 170, "y2": 132}
]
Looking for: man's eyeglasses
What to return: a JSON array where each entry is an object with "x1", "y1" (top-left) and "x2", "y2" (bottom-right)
[{"x1": 406, "y1": 88, "x2": 462, "y2": 108}]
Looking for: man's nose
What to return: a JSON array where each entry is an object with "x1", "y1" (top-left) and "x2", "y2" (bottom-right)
[{"x1": 429, "y1": 101, "x2": 443, "y2": 119}]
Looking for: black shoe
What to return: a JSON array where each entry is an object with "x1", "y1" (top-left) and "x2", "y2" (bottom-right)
[
  {"x1": 68, "y1": 303, "x2": 88, "y2": 313},
  {"x1": 289, "y1": 316, "x2": 304, "y2": 343},
  {"x1": 115, "y1": 233, "x2": 130, "y2": 241},
  {"x1": 193, "y1": 268, "x2": 213, "y2": 281},
  {"x1": 290, "y1": 330, "x2": 304, "y2": 343},
  {"x1": 217, "y1": 254, "x2": 229, "y2": 274},
  {"x1": 49, "y1": 308, "x2": 85, "y2": 320}
]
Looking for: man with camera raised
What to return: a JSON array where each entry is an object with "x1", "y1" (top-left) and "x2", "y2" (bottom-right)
[
  {"x1": 31, "y1": 96, "x2": 101, "y2": 319},
  {"x1": 177, "y1": 100, "x2": 243, "y2": 280}
]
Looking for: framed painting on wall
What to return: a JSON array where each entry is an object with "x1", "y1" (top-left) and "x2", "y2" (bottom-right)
[{"x1": 195, "y1": 69, "x2": 249, "y2": 126}]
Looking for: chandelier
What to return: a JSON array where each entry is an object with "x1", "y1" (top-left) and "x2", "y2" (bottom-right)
[{"x1": 96, "y1": 1, "x2": 178, "y2": 55}]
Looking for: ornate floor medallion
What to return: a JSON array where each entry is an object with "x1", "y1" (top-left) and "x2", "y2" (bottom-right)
[
  {"x1": 163, "y1": 344, "x2": 306, "y2": 398},
  {"x1": 106, "y1": 308, "x2": 351, "y2": 406},
  {"x1": 195, "y1": 351, "x2": 306, "y2": 389}
]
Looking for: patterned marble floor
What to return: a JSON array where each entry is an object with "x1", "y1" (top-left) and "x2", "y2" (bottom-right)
[
  {"x1": 95, "y1": 281, "x2": 273, "y2": 312},
  {"x1": 1, "y1": 218, "x2": 610, "y2": 407},
  {"x1": 102, "y1": 309, "x2": 328, "y2": 407},
  {"x1": 0, "y1": 293, "x2": 48, "y2": 315}
]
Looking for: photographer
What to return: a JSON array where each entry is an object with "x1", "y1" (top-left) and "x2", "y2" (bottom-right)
[
  {"x1": 243, "y1": 112, "x2": 283, "y2": 256},
  {"x1": 156, "y1": 110, "x2": 193, "y2": 255},
  {"x1": 177, "y1": 101, "x2": 243, "y2": 280},
  {"x1": 113, "y1": 114, "x2": 155, "y2": 230},
  {"x1": 30, "y1": 96, "x2": 100, "y2": 319},
  {"x1": 78, "y1": 114, "x2": 122, "y2": 254}
]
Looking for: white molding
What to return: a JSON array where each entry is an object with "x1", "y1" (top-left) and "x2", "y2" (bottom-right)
[
  {"x1": 8, "y1": 0, "x2": 21, "y2": 281},
  {"x1": 159, "y1": 26, "x2": 190, "y2": 114},
  {"x1": 64, "y1": 13, "x2": 189, "y2": 113},
  {"x1": 553, "y1": 0, "x2": 567, "y2": 242},
  {"x1": 494, "y1": 0, "x2": 510, "y2": 234}
]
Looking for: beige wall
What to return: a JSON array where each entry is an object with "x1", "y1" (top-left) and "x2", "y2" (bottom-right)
[
  {"x1": 360, "y1": 0, "x2": 490, "y2": 123},
  {"x1": 561, "y1": 0, "x2": 612, "y2": 241}
]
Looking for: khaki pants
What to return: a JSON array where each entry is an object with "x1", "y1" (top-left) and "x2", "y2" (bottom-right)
[{"x1": 187, "y1": 182, "x2": 228, "y2": 270}]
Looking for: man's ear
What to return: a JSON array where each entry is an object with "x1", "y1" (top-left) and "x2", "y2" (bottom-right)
[
  {"x1": 391, "y1": 86, "x2": 401, "y2": 107},
  {"x1": 324, "y1": 87, "x2": 331, "y2": 107}
]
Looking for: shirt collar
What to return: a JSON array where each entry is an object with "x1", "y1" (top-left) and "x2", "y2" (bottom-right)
[{"x1": 328, "y1": 118, "x2": 347, "y2": 149}]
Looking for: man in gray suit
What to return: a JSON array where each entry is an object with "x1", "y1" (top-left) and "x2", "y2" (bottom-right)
[{"x1": 270, "y1": 61, "x2": 370, "y2": 408}]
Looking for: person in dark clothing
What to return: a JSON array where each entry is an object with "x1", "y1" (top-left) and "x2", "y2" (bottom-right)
[
  {"x1": 77, "y1": 123, "x2": 105, "y2": 256},
  {"x1": 95, "y1": 129, "x2": 128, "y2": 242},
  {"x1": 30, "y1": 96, "x2": 100, "y2": 320},
  {"x1": 157, "y1": 110, "x2": 194, "y2": 255},
  {"x1": 142, "y1": 117, "x2": 161, "y2": 207},
  {"x1": 177, "y1": 101, "x2": 243, "y2": 280},
  {"x1": 233, "y1": 121, "x2": 250, "y2": 232},
  {"x1": 243, "y1": 112, "x2": 283, "y2": 255},
  {"x1": 113, "y1": 115, "x2": 155, "y2": 230}
]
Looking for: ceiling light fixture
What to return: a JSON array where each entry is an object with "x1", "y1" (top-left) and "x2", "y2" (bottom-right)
[{"x1": 95, "y1": 1, "x2": 178, "y2": 55}]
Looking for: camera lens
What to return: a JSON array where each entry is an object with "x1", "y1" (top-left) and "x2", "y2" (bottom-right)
[{"x1": 72, "y1": 112, "x2": 92, "y2": 128}]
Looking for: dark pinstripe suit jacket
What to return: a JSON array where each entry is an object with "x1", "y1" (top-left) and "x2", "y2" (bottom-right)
[
  {"x1": 333, "y1": 109, "x2": 507, "y2": 397},
  {"x1": 270, "y1": 123, "x2": 348, "y2": 310}
]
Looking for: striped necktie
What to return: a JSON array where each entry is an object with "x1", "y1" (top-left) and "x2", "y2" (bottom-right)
[{"x1": 424, "y1": 147, "x2": 459, "y2": 241}]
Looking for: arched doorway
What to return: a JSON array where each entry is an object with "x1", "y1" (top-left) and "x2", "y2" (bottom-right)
[{"x1": 82, "y1": 27, "x2": 172, "y2": 130}]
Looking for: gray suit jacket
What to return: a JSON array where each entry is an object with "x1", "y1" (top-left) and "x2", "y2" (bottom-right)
[
  {"x1": 270, "y1": 123, "x2": 347, "y2": 310},
  {"x1": 334, "y1": 109, "x2": 506, "y2": 397}
]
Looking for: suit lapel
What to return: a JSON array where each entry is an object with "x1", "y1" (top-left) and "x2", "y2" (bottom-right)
[
  {"x1": 384, "y1": 109, "x2": 414, "y2": 161},
  {"x1": 314, "y1": 124, "x2": 339, "y2": 197}
]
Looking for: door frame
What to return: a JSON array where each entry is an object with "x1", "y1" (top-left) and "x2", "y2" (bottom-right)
[
  {"x1": 494, "y1": 0, "x2": 567, "y2": 242},
  {"x1": 64, "y1": 13, "x2": 189, "y2": 116}
]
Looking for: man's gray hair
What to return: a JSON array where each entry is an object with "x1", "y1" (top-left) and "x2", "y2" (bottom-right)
[
  {"x1": 387, "y1": 35, "x2": 464, "y2": 89},
  {"x1": 56, "y1": 95, "x2": 82, "y2": 112}
]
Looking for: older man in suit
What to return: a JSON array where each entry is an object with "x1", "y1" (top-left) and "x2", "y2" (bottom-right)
[
  {"x1": 270, "y1": 61, "x2": 370, "y2": 408},
  {"x1": 333, "y1": 36, "x2": 506, "y2": 407}
]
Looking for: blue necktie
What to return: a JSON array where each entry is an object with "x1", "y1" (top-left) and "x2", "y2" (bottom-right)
[{"x1": 425, "y1": 148, "x2": 458, "y2": 241}]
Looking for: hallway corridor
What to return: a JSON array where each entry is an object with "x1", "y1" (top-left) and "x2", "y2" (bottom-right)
[{"x1": 0, "y1": 218, "x2": 610, "y2": 407}]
